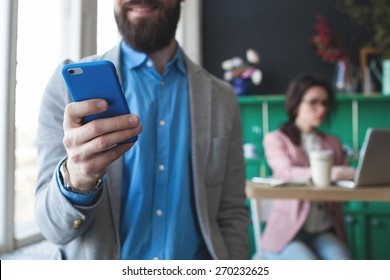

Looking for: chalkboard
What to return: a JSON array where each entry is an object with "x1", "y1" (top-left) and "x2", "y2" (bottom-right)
[{"x1": 202, "y1": 0, "x2": 369, "y2": 94}]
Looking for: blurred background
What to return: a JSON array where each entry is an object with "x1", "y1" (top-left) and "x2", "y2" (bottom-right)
[{"x1": 1, "y1": 0, "x2": 389, "y2": 259}]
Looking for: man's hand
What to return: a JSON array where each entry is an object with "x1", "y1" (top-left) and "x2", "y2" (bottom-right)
[{"x1": 62, "y1": 99, "x2": 142, "y2": 192}]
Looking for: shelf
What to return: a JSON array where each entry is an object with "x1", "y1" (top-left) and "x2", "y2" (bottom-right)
[
  {"x1": 237, "y1": 95, "x2": 284, "y2": 104},
  {"x1": 244, "y1": 157, "x2": 261, "y2": 163},
  {"x1": 238, "y1": 94, "x2": 390, "y2": 104}
]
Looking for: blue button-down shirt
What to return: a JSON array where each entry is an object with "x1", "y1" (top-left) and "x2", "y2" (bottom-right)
[
  {"x1": 119, "y1": 41, "x2": 209, "y2": 260},
  {"x1": 58, "y1": 41, "x2": 209, "y2": 260}
]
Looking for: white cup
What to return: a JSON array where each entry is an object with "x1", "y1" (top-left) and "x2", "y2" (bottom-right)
[
  {"x1": 243, "y1": 143, "x2": 257, "y2": 159},
  {"x1": 309, "y1": 150, "x2": 333, "y2": 187}
]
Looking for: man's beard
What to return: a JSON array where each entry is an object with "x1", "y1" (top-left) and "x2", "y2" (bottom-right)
[{"x1": 115, "y1": 0, "x2": 181, "y2": 54}]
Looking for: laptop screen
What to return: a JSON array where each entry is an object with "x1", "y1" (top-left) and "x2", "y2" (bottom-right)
[{"x1": 354, "y1": 128, "x2": 390, "y2": 186}]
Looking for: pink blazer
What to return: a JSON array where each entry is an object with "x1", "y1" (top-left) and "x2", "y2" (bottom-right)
[{"x1": 261, "y1": 130, "x2": 347, "y2": 253}]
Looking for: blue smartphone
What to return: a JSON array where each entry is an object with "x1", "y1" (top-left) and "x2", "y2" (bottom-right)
[{"x1": 62, "y1": 60, "x2": 138, "y2": 144}]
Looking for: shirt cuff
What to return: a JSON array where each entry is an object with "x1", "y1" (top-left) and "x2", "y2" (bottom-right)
[{"x1": 56, "y1": 158, "x2": 103, "y2": 206}]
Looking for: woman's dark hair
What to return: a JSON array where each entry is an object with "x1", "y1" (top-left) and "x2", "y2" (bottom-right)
[{"x1": 280, "y1": 74, "x2": 335, "y2": 146}]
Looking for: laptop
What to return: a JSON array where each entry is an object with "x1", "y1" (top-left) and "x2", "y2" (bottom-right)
[{"x1": 335, "y1": 128, "x2": 390, "y2": 188}]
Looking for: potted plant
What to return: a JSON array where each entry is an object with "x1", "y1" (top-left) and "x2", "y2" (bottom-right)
[
  {"x1": 310, "y1": 15, "x2": 359, "y2": 93},
  {"x1": 335, "y1": 0, "x2": 390, "y2": 94},
  {"x1": 221, "y1": 49, "x2": 263, "y2": 96}
]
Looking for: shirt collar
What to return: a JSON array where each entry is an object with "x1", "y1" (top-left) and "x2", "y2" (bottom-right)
[{"x1": 120, "y1": 40, "x2": 187, "y2": 75}]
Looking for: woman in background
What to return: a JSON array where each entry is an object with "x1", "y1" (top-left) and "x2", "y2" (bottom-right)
[{"x1": 261, "y1": 74, "x2": 355, "y2": 260}]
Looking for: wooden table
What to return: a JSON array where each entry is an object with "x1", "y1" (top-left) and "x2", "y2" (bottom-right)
[
  {"x1": 245, "y1": 180, "x2": 390, "y2": 259},
  {"x1": 246, "y1": 180, "x2": 390, "y2": 201}
]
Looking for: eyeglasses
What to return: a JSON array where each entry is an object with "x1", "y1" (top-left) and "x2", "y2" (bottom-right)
[{"x1": 302, "y1": 98, "x2": 330, "y2": 108}]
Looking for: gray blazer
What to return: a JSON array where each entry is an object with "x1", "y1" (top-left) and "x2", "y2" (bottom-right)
[{"x1": 35, "y1": 44, "x2": 249, "y2": 260}]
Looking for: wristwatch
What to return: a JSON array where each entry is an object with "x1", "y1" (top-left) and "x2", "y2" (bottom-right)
[{"x1": 60, "y1": 160, "x2": 102, "y2": 194}]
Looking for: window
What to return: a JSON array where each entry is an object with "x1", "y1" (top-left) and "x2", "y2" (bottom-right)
[
  {"x1": 13, "y1": 0, "x2": 62, "y2": 244},
  {"x1": 0, "y1": 0, "x2": 17, "y2": 254},
  {"x1": 0, "y1": 0, "x2": 98, "y2": 254}
]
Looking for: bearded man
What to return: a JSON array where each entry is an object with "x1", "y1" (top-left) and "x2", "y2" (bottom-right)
[{"x1": 35, "y1": 0, "x2": 249, "y2": 260}]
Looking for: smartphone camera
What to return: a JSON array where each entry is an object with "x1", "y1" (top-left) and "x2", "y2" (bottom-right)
[{"x1": 68, "y1": 69, "x2": 75, "y2": 75}]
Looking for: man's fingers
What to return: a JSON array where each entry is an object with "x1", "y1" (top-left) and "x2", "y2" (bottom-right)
[
  {"x1": 70, "y1": 143, "x2": 133, "y2": 178},
  {"x1": 66, "y1": 123, "x2": 141, "y2": 162},
  {"x1": 75, "y1": 114, "x2": 140, "y2": 144},
  {"x1": 63, "y1": 99, "x2": 108, "y2": 129}
]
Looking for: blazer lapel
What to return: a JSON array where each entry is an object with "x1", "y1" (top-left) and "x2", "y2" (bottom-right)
[
  {"x1": 103, "y1": 44, "x2": 122, "y2": 82},
  {"x1": 187, "y1": 58, "x2": 211, "y2": 162},
  {"x1": 186, "y1": 57, "x2": 211, "y2": 183},
  {"x1": 101, "y1": 44, "x2": 124, "y2": 234},
  {"x1": 185, "y1": 56, "x2": 213, "y2": 238},
  {"x1": 106, "y1": 157, "x2": 123, "y2": 230}
]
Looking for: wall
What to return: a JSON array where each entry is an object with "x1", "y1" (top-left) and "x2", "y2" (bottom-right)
[{"x1": 202, "y1": 0, "x2": 369, "y2": 94}]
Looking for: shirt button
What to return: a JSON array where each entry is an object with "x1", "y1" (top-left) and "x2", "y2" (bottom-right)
[
  {"x1": 159, "y1": 165, "x2": 165, "y2": 171},
  {"x1": 159, "y1": 120, "x2": 166, "y2": 126},
  {"x1": 153, "y1": 256, "x2": 160, "y2": 260},
  {"x1": 160, "y1": 81, "x2": 165, "y2": 86},
  {"x1": 156, "y1": 209, "x2": 163, "y2": 216},
  {"x1": 72, "y1": 219, "x2": 83, "y2": 230},
  {"x1": 146, "y1": 60, "x2": 153, "y2": 67}
]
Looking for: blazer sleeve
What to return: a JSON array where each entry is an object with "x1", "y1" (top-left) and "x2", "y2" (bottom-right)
[
  {"x1": 35, "y1": 62, "x2": 102, "y2": 245},
  {"x1": 263, "y1": 131, "x2": 312, "y2": 180}
]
